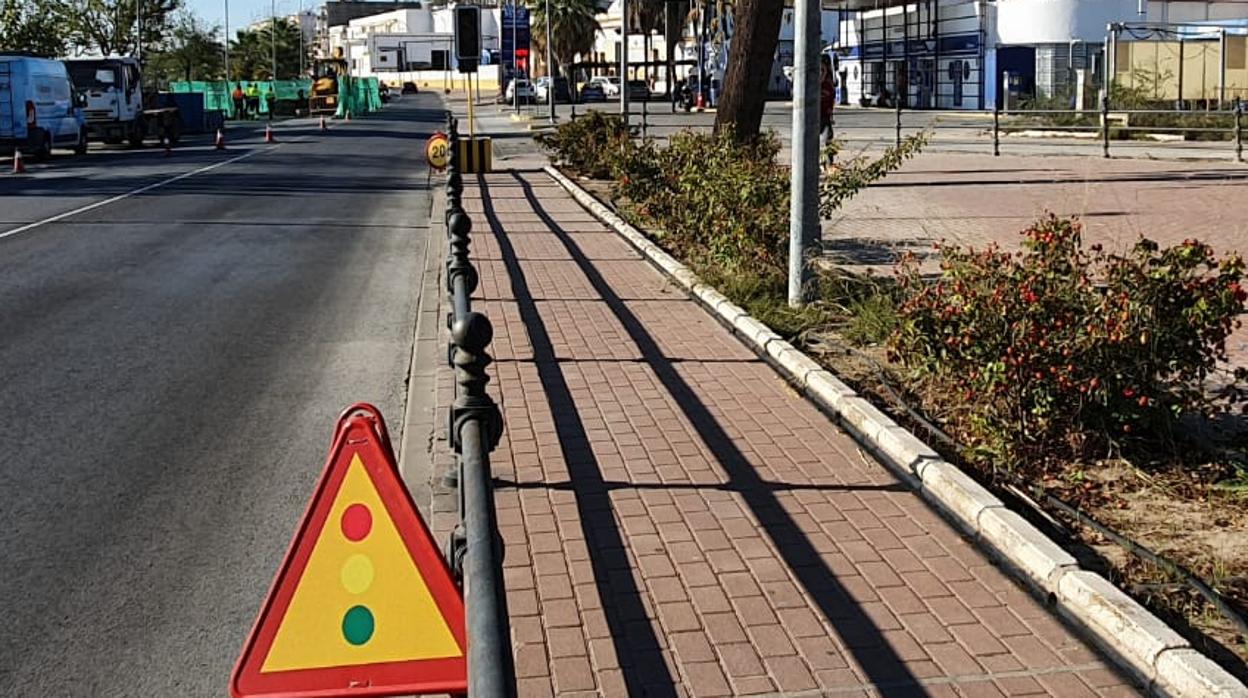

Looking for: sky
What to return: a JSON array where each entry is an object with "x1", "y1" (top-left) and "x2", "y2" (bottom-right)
[{"x1": 188, "y1": 0, "x2": 308, "y2": 36}]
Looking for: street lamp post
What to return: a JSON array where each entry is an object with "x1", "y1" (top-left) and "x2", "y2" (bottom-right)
[
  {"x1": 788, "y1": 0, "x2": 819, "y2": 307},
  {"x1": 546, "y1": 0, "x2": 555, "y2": 124},
  {"x1": 620, "y1": 0, "x2": 629, "y2": 124},
  {"x1": 271, "y1": 0, "x2": 278, "y2": 81},
  {"x1": 225, "y1": 0, "x2": 231, "y2": 84},
  {"x1": 513, "y1": 0, "x2": 520, "y2": 114}
]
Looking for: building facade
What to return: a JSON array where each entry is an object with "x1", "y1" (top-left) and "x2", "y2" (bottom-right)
[{"x1": 833, "y1": 0, "x2": 1248, "y2": 109}]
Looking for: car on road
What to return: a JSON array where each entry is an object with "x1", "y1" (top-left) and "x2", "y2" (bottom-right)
[
  {"x1": 578, "y1": 83, "x2": 606, "y2": 103},
  {"x1": 0, "y1": 54, "x2": 88, "y2": 159},
  {"x1": 533, "y1": 76, "x2": 573, "y2": 104},
  {"x1": 505, "y1": 78, "x2": 535, "y2": 103},
  {"x1": 627, "y1": 80, "x2": 651, "y2": 102},
  {"x1": 587, "y1": 76, "x2": 621, "y2": 97}
]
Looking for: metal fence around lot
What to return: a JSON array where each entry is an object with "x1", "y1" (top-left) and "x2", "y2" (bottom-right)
[
  {"x1": 441, "y1": 114, "x2": 517, "y2": 697},
  {"x1": 826, "y1": 102, "x2": 1245, "y2": 161},
  {"x1": 543, "y1": 98, "x2": 1246, "y2": 161}
]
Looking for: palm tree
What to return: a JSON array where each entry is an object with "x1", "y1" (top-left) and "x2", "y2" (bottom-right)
[
  {"x1": 229, "y1": 19, "x2": 307, "y2": 80},
  {"x1": 530, "y1": 0, "x2": 601, "y2": 81}
]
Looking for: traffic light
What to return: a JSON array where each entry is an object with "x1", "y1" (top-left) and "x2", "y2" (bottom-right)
[{"x1": 454, "y1": 6, "x2": 481, "y2": 74}]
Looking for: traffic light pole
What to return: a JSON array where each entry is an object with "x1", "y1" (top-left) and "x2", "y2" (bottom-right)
[{"x1": 620, "y1": 0, "x2": 629, "y2": 125}]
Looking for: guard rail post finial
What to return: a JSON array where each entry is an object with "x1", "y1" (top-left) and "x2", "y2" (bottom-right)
[
  {"x1": 992, "y1": 104, "x2": 1000, "y2": 157},
  {"x1": 894, "y1": 100, "x2": 902, "y2": 147},
  {"x1": 1101, "y1": 93, "x2": 1111, "y2": 159},
  {"x1": 450, "y1": 312, "x2": 503, "y2": 453},
  {"x1": 1235, "y1": 98, "x2": 1243, "y2": 163}
]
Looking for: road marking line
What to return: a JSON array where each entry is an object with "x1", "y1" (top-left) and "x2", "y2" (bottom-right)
[{"x1": 0, "y1": 146, "x2": 273, "y2": 242}]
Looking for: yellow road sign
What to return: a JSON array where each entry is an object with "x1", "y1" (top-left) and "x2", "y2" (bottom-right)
[{"x1": 425, "y1": 133, "x2": 450, "y2": 170}]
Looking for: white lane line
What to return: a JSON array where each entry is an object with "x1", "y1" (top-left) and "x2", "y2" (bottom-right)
[{"x1": 0, "y1": 146, "x2": 274, "y2": 242}]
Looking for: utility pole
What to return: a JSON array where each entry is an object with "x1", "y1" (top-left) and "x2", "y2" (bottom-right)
[
  {"x1": 513, "y1": 0, "x2": 520, "y2": 114},
  {"x1": 272, "y1": 0, "x2": 278, "y2": 81},
  {"x1": 546, "y1": 0, "x2": 555, "y2": 124},
  {"x1": 225, "y1": 0, "x2": 232, "y2": 84},
  {"x1": 620, "y1": 0, "x2": 629, "y2": 125},
  {"x1": 788, "y1": 0, "x2": 819, "y2": 307},
  {"x1": 299, "y1": 0, "x2": 305, "y2": 77},
  {"x1": 135, "y1": 0, "x2": 141, "y2": 62}
]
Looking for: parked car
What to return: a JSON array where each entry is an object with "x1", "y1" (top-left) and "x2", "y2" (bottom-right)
[
  {"x1": 587, "y1": 75, "x2": 621, "y2": 97},
  {"x1": 578, "y1": 83, "x2": 606, "y2": 103},
  {"x1": 505, "y1": 78, "x2": 535, "y2": 103},
  {"x1": 0, "y1": 53, "x2": 88, "y2": 159},
  {"x1": 627, "y1": 80, "x2": 651, "y2": 102},
  {"x1": 533, "y1": 76, "x2": 573, "y2": 103}
]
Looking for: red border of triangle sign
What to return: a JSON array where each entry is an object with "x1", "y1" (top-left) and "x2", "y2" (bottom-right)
[{"x1": 230, "y1": 403, "x2": 467, "y2": 697}]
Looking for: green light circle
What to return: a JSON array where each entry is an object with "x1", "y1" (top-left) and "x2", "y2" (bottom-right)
[{"x1": 342, "y1": 605, "x2": 375, "y2": 646}]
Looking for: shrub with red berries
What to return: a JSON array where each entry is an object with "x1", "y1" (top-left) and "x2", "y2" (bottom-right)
[{"x1": 889, "y1": 215, "x2": 1247, "y2": 471}]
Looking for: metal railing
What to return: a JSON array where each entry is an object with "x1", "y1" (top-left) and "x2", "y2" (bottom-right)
[
  {"x1": 823, "y1": 101, "x2": 1244, "y2": 161},
  {"x1": 441, "y1": 114, "x2": 517, "y2": 697}
]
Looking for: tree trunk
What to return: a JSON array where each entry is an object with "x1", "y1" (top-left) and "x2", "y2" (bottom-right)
[{"x1": 713, "y1": 0, "x2": 783, "y2": 142}]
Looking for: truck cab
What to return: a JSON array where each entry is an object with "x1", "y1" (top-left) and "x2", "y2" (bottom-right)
[{"x1": 66, "y1": 57, "x2": 180, "y2": 146}]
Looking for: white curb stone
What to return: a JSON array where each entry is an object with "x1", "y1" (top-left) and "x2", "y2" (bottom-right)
[
  {"x1": 1058, "y1": 570, "x2": 1190, "y2": 683},
  {"x1": 732, "y1": 315, "x2": 782, "y2": 349},
  {"x1": 804, "y1": 371, "x2": 857, "y2": 412},
  {"x1": 1154, "y1": 649, "x2": 1248, "y2": 697},
  {"x1": 918, "y1": 460, "x2": 1004, "y2": 534},
  {"x1": 976, "y1": 506, "x2": 1077, "y2": 592},
  {"x1": 542, "y1": 165, "x2": 1248, "y2": 697}
]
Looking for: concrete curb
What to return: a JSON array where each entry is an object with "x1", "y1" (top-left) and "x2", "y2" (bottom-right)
[{"x1": 542, "y1": 163, "x2": 1248, "y2": 698}]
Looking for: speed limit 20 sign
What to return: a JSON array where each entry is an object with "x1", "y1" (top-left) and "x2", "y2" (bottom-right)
[{"x1": 426, "y1": 132, "x2": 450, "y2": 170}]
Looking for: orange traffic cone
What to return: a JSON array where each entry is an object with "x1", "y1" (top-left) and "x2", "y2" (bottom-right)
[
  {"x1": 215, "y1": 129, "x2": 226, "y2": 150},
  {"x1": 12, "y1": 148, "x2": 26, "y2": 174},
  {"x1": 264, "y1": 123, "x2": 275, "y2": 143},
  {"x1": 319, "y1": 115, "x2": 328, "y2": 132}
]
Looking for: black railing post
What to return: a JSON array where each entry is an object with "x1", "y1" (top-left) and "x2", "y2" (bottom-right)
[
  {"x1": 992, "y1": 104, "x2": 1000, "y2": 157},
  {"x1": 894, "y1": 100, "x2": 902, "y2": 147},
  {"x1": 1235, "y1": 98, "x2": 1243, "y2": 163},
  {"x1": 1101, "y1": 94, "x2": 1110, "y2": 159}
]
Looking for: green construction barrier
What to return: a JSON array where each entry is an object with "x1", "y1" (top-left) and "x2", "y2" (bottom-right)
[{"x1": 170, "y1": 79, "x2": 316, "y2": 119}]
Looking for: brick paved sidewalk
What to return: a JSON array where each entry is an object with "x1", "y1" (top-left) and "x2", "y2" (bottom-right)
[{"x1": 441, "y1": 171, "x2": 1143, "y2": 697}]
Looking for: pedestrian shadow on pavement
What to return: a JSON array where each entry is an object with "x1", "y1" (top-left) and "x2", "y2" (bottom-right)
[{"x1": 501, "y1": 172, "x2": 931, "y2": 695}]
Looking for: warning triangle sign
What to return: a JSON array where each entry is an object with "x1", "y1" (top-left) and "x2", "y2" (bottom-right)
[{"x1": 231, "y1": 404, "x2": 467, "y2": 697}]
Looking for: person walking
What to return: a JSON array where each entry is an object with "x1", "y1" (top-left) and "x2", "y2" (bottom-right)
[
  {"x1": 231, "y1": 83, "x2": 245, "y2": 121},
  {"x1": 265, "y1": 86, "x2": 276, "y2": 120},
  {"x1": 819, "y1": 54, "x2": 837, "y2": 167}
]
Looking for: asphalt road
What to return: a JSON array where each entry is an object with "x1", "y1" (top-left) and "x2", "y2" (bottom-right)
[{"x1": 0, "y1": 96, "x2": 443, "y2": 695}]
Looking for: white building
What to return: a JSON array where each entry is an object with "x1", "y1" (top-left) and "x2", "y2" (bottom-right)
[
  {"x1": 832, "y1": 0, "x2": 1248, "y2": 109},
  {"x1": 327, "y1": 6, "x2": 502, "y2": 88},
  {"x1": 585, "y1": 0, "x2": 838, "y2": 97}
]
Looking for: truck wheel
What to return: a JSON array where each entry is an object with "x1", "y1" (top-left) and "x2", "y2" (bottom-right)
[
  {"x1": 128, "y1": 122, "x2": 145, "y2": 148},
  {"x1": 74, "y1": 128, "x2": 89, "y2": 155},
  {"x1": 166, "y1": 118, "x2": 182, "y2": 146}
]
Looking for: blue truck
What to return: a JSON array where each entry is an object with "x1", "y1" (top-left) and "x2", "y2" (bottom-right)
[{"x1": 0, "y1": 53, "x2": 88, "y2": 159}]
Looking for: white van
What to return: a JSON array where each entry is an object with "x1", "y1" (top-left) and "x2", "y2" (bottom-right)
[{"x1": 0, "y1": 54, "x2": 88, "y2": 159}]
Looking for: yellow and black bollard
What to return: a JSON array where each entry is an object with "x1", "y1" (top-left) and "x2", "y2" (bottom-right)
[{"x1": 455, "y1": 137, "x2": 493, "y2": 174}]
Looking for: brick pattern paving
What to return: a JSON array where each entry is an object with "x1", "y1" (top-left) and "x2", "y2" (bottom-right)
[
  {"x1": 828, "y1": 151, "x2": 1248, "y2": 368},
  {"x1": 436, "y1": 172, "x2": 1143, "y2": 696},
  {"x1": 828, "y1": 152, "x2": 1248, "y2": 274}
]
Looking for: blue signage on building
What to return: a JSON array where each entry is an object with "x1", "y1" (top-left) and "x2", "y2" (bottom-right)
[{"x1": 501, "y1": 5, "x2": 531, "y2": 73}]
